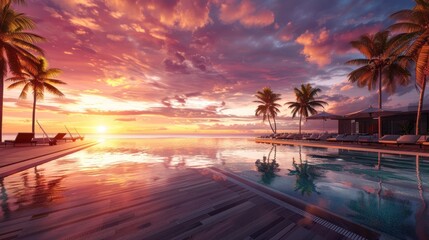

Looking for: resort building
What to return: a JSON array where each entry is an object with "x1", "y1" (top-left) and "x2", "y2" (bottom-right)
[{"x1": 338, "y1": 106, "x2": 429, "y2": 135}]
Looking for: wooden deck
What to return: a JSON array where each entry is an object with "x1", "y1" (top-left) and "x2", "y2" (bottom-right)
[
  {"x1": 0, "y1": 141, "x2": 98, "y2": 178},
  {"x1": 0, "y1": 167, "x2": 374, "y2": 240}
]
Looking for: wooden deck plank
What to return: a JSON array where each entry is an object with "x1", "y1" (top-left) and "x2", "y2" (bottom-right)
[{"x1": 0, "y1": 167, "x2": 373, "y2": 240}]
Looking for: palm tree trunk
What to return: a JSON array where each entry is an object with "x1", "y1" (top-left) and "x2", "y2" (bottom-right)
[
  {"x1": 273, "y1": 116, "x2": 277, "y2": 134},
  {"x1": 267, "y1": 115, "x2": 276, "y2": 134},
  {"x1": 32, "y1": 86, "x2": 36, "y2": 134},
  {"x1": 416, "y1": 76, "x2": 427, "y2": 135},
  {"x1": 0, "y1": 74, "x2": 3, "y2": 143},
  {"x1": 299, "y1": 114, "x2": 302, "y2": 134},
  {"x1": 378, "y1": 68, "x2": 382, "y2": 137}
]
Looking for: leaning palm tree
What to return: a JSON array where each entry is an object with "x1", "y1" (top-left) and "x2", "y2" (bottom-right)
[
  {"x1": 390, "y1": 0, "x2": 429, "y2": 134},
  {"x1": 0, "y1": 2, "x2": 44, "y2": 141},
  {"x1": 7, "y1": 57, "x2": 64, "y2": 133},
  {"x1": 346, "y1": 31, "x2": 411, "y2": 137},
  {"x1": 285, "y1": 84, "x2": 327, "y2": 134},
  {"x1": 254, "y1": 87, "x2": 281, "y2": 134}
]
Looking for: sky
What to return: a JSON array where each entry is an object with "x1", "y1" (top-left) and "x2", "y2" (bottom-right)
[{"x1": 2, "y1": 0, "x2": 419, "y2": 135}]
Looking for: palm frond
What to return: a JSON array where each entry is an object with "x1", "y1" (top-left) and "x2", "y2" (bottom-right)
[
  {"x1": 18, "y1": 82, "x2": 31, "y2": 99},
  {"x1": 345, "y1": 59, "x2": 371, "y2": 65},
  {"x1": 7, "y1": 79, "x2": 26, "y2": 89},
  {"x1": 416, "y1": 44, "x2": 429, "y2": 88},
  {"x1": 4, "y1": 45, "x2": 22, "y2": 75}
]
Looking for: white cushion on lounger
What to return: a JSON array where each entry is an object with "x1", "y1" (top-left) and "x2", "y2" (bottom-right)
[{"x1": 397, "y1": 135, "x2": 421, "y2": 144}]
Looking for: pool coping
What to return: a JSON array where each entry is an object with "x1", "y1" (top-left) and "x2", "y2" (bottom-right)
[
  {"x1": 254, "y1": 138, "x2": 429, "y2": 157},
  {"x1": 209, "y1": 167, "x2": 381, "y2": 240}
]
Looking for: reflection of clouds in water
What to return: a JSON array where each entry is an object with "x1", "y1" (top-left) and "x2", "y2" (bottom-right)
[
  {"x1": 70, "y1": 150, "x2": 166, "y2": 170},
  {"x1": 64, "y1": 140, "x2": 218, "y2": 170},
  {"x1": 85, "y1": 139, "x2": 274, "y2": 169}
]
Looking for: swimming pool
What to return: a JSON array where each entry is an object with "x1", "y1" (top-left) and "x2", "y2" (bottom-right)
[{"x1": 0, "y1": 138, "x2": 427, "y2": 239}]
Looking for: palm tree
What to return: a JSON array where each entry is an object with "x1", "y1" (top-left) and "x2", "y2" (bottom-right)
[
  {"x1": 389, "y1": 0, "x2": 429, "y2": 134},
  {"x1": 285, "y1": 84, "x2": 327, "y2": 134},
  {"x1": 7, "y1": 57, "x2": 64, "y2": 133},
  {"x1": 254, "y1": 87, "x2": 281, "y2": 134},
  {"x1": 0, "y1": 2, "x2": 44, "y2": 141},
  {"x1": 346, "y1": 31, "x2": 411, "y2": 137}
]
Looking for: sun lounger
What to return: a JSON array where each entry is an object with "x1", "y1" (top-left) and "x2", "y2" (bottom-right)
[
  {"x1": 304, "y1": 133, "x2": 319, "y2": 140},
  {"x1": 342, "y1": 134, "x2": 360, "y2": 143},
  {"x1": 396, "y1": 135, "x2": 421, "y2": 146},
  {"x1": 284, "y1": 133, "x2": 296, "y2": 139},
  {"x1": 417, "y1": 135, "x2": 428, "y2": 144},
  {"x1": 4, "y1": 133, "x2": 37, "y2": 147},
  {"x1": 294, "y1": 134, "x2": 303, "y2": 140},
  {"x1": 316, "y1": 133, "x2": 332, "y2": 141},
  {"x1": 74, "y1": 128, "x2": 85, "y2": 140},
  {"x1": 64, "y1": 126, "x2": 81, "y2": 142},
  {"x1": 54, "y1": 133, "x2": 67, "y2": 141},
  {"x1": 327, "y1": 134, "x2": 346, "y2": 142},
  {"x1": 33, "y1": 136, "x2": 57, "y2": 146},
  {"x1": 275, "y1": 133, "x2": 288, "y2": 139},
  {"x1": 419, "y1": 136, "x2": 429, "y2": 148},
  {"x1": 358, "y1": 134, "x2": 379, "y2": 144},
  {"x1": 378, "y1": 135, "x2": 400, "y2": 146},
  {"x1": 63, "y1": 136, "x2": 79, "y2": 142}
]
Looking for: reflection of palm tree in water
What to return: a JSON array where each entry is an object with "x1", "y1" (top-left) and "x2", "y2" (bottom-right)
[
  {"x1": 415, "y1": 155, "x2": 428, "y2": 240},
  {"x1": 0, "y1": 178, "x2": 11, "y2": 219},
  {"x1": 375, "y1": 152, "x2": 382, "y2": 208},
  {"x1": 288, "y1": 146, "x2": 320, "y2": 196},
  {"x1": 348, "y1": 152, "x2": 414, "y2": 238},
  {"x1": 255, "y1": 145, "x2": 280, "y2": 185},
  {"x1": 14, "y1": 167, "x2": 64, "y2": 210},
  {"x1": 32, "y1": 167, "x2": 64, "y2": 205}
]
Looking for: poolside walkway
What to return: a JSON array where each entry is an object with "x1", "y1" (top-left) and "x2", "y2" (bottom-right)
[
  {"x1": 255, "y1": 138, "x2": 429, "y2": 157},
  {"x1": 0, "y1": 140, "x2": 98, "y2": 178},
  {"x1": 0, "y1": 167, "x2": 374, "y2": 240}
]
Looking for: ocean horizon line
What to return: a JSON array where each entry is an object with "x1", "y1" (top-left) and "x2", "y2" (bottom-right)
[{"x1": 2, "y1": 133, "x2": 261, "y2": 139}]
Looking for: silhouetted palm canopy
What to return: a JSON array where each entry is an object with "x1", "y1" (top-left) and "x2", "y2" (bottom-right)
[
  {"x1": 285, "y1": 84, "x2": 327, "y2": 134},
  {"x1": 0, "y1": 0, "x2": 25, "y2": 8},
  {"x1": 346, "y1": 30, "x2": 410, "y2": 136},
  {"x1": 254, "y1": 87, "x2": 281, "y2": 134},
  {"x1": 389, "y1": 0, "x2": 429, "y2": 134},
  {"x1": 7, "y1": 57, "x2": 64, "y2": 133},
  {"x1": 346, "y1": 31, "x2": 410, "y2": 93},
  {"x1": 0, "y1": 2, "x2": 44, "y2": 141}
]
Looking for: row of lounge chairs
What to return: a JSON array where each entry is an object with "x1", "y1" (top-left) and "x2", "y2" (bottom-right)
[
  {"x1": 3, "y1": 132, "x2": 84, "y2": 147},
  {"x1": 259, "y1": 133, "x2": 429, "y2": 148},
  {"x1": 261, "y1": 132, "x2": 335, "y2": 141}
]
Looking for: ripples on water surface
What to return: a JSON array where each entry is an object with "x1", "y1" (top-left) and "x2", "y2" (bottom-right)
[{"x1": 1, "y1": 138, "x2": 428, "y2": 239}]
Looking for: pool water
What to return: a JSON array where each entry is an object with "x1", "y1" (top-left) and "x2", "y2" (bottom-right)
[{"x1": 1, "y1": 138, "x2": 428, "y2": 239}]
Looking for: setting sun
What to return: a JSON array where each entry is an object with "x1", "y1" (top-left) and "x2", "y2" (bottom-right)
[{"x1": 96, "y1": 125, "x2": 107, "y2": 133}]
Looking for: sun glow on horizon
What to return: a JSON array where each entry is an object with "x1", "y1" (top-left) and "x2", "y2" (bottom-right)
[{"x1": 96, "y1": 125, "x2": 107, "y2": 133}]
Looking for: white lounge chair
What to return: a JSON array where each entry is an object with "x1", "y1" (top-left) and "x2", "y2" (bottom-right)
[{"x1": 378, "y1": 135, "x2": 401, "y2": 146}]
